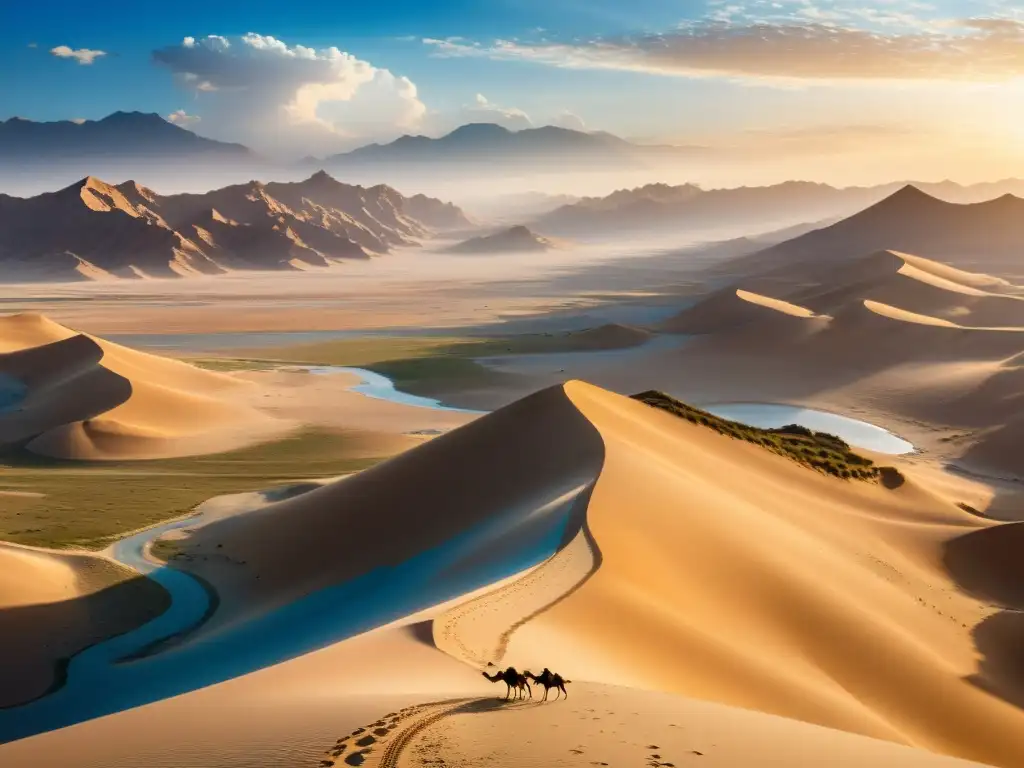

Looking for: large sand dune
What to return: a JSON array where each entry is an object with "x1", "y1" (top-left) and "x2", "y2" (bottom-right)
[
  {"x1": 0, "y1": 313, "x2": 283, "y2": 459},
  {"x1": 8, "y1": 380, "x2": 1012, "y2": 767}
]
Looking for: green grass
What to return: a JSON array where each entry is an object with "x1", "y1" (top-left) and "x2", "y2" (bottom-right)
[
  {"x1": 0, "y1": 430, "x2": 381, "y2": 550},
  {"x1": 189, "y1": 328, "x2": 651, "y2": 393},
  {"x1": 631, "y1": 390, "x2": 888, "y2": 481}
]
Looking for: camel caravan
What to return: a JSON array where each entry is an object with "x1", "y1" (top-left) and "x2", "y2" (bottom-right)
[{"x1": 481, "y1": 666, "x2": 571, "y2": 701}]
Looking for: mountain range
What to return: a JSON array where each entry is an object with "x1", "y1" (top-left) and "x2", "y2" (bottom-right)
[
  {"x1": 533, "y1": 179, "x2": 1024, "y2": 239},
  {"x1": 0, "y1": 112, "x2": 252, "y2": 163},
  {"x1": 0, "y1": 171, "x2": 470, "y2": 281},
  {"x1": 318, "y1": 123, "x2": 670, "y2": 169},
  {"x1": 737, "y1": 185, "x2": 1024, "y2": 277},
  {"x1": 444, "y1": 225, "x2": 556, "y2": 255}
]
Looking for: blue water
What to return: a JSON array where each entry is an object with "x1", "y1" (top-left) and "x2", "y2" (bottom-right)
[
  {"x1": 703, "y1": 403, "x2": 915, "y2": 455},
  {"x1": 0, "y1": 478, "x2": 583, "y2": 744},
  {"x1": 0, "y1": 374, "x2": 27, "y2": 413},
  {"x1": 303, "y1": 366, "x2": 486, "y2": 414}
]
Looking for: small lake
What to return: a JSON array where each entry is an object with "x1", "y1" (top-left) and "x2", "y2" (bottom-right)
[{"x1": 702, "y1": 403, "x2": 914, "y2": 455}]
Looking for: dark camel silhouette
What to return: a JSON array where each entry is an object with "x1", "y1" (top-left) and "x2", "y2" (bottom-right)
[
  {"x1": 482, "y1": 666, "x2": 531, "y2": 699},
  {"x1": 524, "y1": 668, "x2": 571, "y2": 700}
]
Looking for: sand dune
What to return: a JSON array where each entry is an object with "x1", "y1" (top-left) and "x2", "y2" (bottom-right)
[
  {"x1": 477, "y1": 383, "x2": 1024, "y2": 767},
  {"x1": 48, "y1": 381, "x2": 1012, "y2": 768},
  {"x1": 0, "y1": 313, "x2": 284, "y2": 460},
  {"x1": 3, "y1": 379, "x2": 1015, "y2": 768},
  {"x1": 653, "y1": 249, "x2": 1024, "y2": 476},
  {"x1": 163, "y1": 384, "x2": 604, "y2": 625},
  {"x1": 0, "y1": 545, "x2": 168, "y2": 707},
  {"x1": 662, "y1": 286, "x2": 827, "y2": 336},
  {"x1": 780, "y1": 251, "x2": 1024, "y2": 328}
]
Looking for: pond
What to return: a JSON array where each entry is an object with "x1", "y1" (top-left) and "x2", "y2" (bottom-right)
[{"x1": 702, "y1": 403, "x2": 914, "y2": 455}]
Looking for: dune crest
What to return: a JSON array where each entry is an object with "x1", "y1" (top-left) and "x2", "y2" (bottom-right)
[
  {"x1": 138, "y1": 379, "x2": 1024, "y2": 768},
  {"x1": 0, "y1": 313, "x2": 284, "y2": 460}
]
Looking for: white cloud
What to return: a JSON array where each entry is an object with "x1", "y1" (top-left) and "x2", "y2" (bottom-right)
[
  {"x1": 167, "y1": 109, "x2": 201, "y2": 128},
  {"x1": 69, "y1": 118, "x2": 87, "y2": 125},
  {"x1": 551, "y1": 110, "x2": 586, "y2": 131},
  {"x1": 423, "y1": 14, "x2": 1024, "y2": 84},
  {"x1": 152, "y1": 33, "x2": 426, "y2": 157},
  {"x1": 50, "y1": 45, "x2": 107, "y2": 65},
  {"x1": 460, "y1": 93, "x2": 533, "y2": 130}
]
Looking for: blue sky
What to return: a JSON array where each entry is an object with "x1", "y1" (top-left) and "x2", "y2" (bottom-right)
[{"x1": 4, "y1": 0, "x2": 1024, "y2": 180}]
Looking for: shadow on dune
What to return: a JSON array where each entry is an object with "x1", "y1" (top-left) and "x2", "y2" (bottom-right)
[
  {"x1": 0, "y1": 334, "x2": 134, "y2": 453},
  {"x1": 0, "y1": 573, "x2": 170, "y2": 709},
  {"x1": 943, "y1": 521, "x2": 1024, "y2": 711}
]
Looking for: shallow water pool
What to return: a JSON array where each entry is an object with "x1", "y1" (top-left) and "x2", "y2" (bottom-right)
[{"x1": 702, "y1": 403, "x2": 914, "y2": 455}]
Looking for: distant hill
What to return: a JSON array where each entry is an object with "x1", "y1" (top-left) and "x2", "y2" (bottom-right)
[
  {"x1": 0, "y1": 112, "x2": 253, "y2": 162},
  {"x1": 532, "y1": 178, "x2": 1024, "y2": 240},
  {"x1": 445, "y1": 225, "x2": 556, "y2": 254},
  {"x1": 0, "y1": 171, "x2": 471, "y2": 281},
  {"x1": 736, "y1": 185, "x2": 1024, "y2": 276},
  {"x1": 318, "y1": 123, "x2": 706, "y2": 174}
]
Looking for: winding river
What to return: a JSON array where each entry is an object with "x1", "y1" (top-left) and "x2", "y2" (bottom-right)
[
  {"x1": 0, "y1": 367, "x2": 562, "y2": 744},
  {"x1": 0, "y1": 366, "x2": 915, "y2": 744}
]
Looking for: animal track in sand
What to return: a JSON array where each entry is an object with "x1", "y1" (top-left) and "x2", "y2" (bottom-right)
[{"x1": 319, "y1": 697, "x2": 543, "y2": 767}]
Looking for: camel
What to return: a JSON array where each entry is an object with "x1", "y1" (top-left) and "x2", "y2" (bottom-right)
[
  {"x1": 524, "y1": 668, "x2": 571, "y2": 700},
  {"x1": 482, "y1": 666, "x2": 531, "y2": 700}
]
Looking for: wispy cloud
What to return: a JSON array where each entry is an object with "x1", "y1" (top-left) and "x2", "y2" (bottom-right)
[
  {"x1": 49, "y1": 45, "x2": 107, "y2": 65},
  {"x1": 167, "y1": 109, "x2": 201, "y2": 127},
  {"x1": 424, "y1": 9, "x2": 1024, "y2": 84}
]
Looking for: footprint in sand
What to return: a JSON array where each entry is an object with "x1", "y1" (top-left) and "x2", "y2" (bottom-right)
[
  {"x1": 344, "y1": 750, "x2": 369, "y2": 766},
  {"x1": 355, "y1": 735, "x2": 376, "y2": 747}
]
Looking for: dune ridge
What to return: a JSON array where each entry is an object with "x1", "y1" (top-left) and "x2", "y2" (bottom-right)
[
  {"x1": 0, "y1": 313, "x2": 283, "y2": 460},
  {"x1": 128, "y1": 380, "x2": 1024, "y2": 768},
  {"x1": 1, "y1": 380, "x2": 1021, "y2": 767}
]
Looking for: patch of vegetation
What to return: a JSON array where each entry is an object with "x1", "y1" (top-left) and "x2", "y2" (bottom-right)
[
  {"x1": 630, "y1": 390, "x2": 882, "y2": 481},
  {"x1": 0, "y1": 430, "x2": 381, "y2": 550},
  {"x1": 366, "y1": 357, "x2": 508, "y2": 394},
  {"x1": 189, "y1": 328, "x2": 649, "y2": 393},
  {"x1": 187, "y1": 358, "x2": 279, "y2": 372}
]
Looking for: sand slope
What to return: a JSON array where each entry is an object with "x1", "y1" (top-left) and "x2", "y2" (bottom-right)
[
  {"x1": 0, "y1": 545, "x2": 168, "y2": 707},
  {"x1": 657, "y1": 251, "x2": 1024, "y2": 476},
  {"x1": 663, "y1": 287, "x2": 826, "y2": 336},
  {"x1": 424, "y1": 383, "x2": 1024, "y2": 767},
  {"x1": 165, "y1": 384, "x2": 605, "y2": 625},
  {"x1": 0, "y1": 313, "x2": 283, "y2": 459},
  {"x1": 1, "y1": 380, "x2": 1021, "y2": 767}
]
